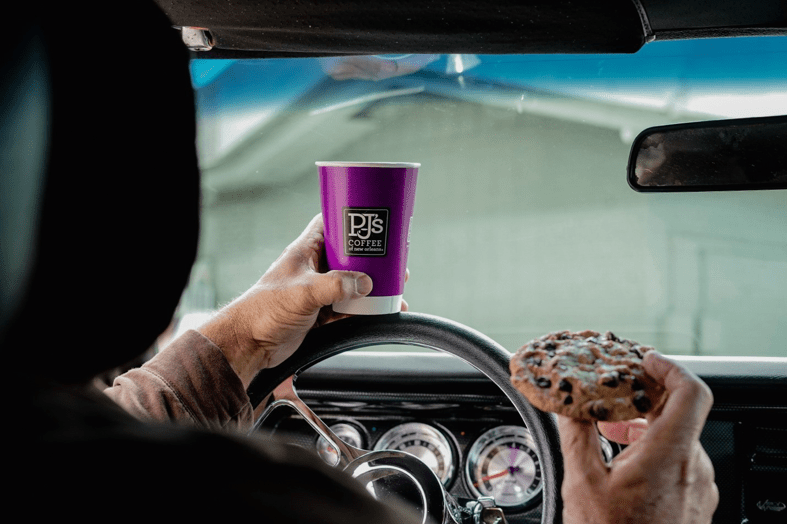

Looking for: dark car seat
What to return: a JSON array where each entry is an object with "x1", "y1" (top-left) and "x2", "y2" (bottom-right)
[
  {"x1": 3, "y1": 1, "x2": 200, "y2": 381},
  {"x1": 3, "y1": 3, "x2": 418, "y2": 521}
]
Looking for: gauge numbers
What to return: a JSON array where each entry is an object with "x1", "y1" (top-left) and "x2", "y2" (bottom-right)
[
  {"x1": 465, "y1": 425, "x2": 542, "y2": 510},
  {"x1": 374, "y1": 422, "x2": 455, "y2": 487}
]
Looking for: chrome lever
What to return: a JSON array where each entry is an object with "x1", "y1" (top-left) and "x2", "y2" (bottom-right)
[{"x1": 260, "y1": 376, "x2": 367, "y2": 467}]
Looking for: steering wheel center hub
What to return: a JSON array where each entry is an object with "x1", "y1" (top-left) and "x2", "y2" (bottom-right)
[{"x1": 344, "y1": 450, "x2": 446, "y2": 524}]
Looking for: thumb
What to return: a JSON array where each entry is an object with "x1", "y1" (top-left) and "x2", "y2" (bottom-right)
[
  {"x1": 308, "y1": 271, "x2": 373, "y2": 307},
  {"x1": 557, "y1": 415, "x2": 606, "y2": 478}
]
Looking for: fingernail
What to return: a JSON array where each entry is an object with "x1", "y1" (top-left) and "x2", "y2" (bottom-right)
[{"x1": 355, "y1": 275, "x2": 373, "y2": 296}]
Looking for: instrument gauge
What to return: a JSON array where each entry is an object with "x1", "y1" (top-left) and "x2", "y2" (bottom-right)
[
  {"x1": 316, "y1": 423, "x2": 365, "y2": 467},
  {"x1": 465, "y1": 425, "x2": 542, "y2": 511},
  {"x1": 374, "y1": 422, "x2": 456, "y2": 487}
]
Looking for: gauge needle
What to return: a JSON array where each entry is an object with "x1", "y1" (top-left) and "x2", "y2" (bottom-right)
[
  {"x1": 509, "y1": 445, "x2": 519, "y2": 467},
  {"x1": 474, "y1": 469, "x2": 509, "y2": 486}
]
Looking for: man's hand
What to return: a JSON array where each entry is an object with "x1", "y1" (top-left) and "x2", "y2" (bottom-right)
[
  {"x1": 197, "y1": 214, "x2": 403, "y2": 389},
  {"x1": 558, "y1": 351, "x2": 719, "y2": 524}
]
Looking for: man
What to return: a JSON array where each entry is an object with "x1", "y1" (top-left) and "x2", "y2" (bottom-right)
[
  {"x1": 103, "y1": 214, "x2": 379, "y2": 431},
  {"x1": 5, "y1": 1, "x2": 716, "y2": 522},
  {"x1": 107, "y1": 213, "x2": 718, "y2": 524}
]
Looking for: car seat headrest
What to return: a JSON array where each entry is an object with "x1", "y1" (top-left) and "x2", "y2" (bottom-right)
[
  {"x1": 0, "y1": 21, "x2": 49, "y2": 344},
  {"x1": 4, "y1": 1, "x2": 200, "y2": 383}
]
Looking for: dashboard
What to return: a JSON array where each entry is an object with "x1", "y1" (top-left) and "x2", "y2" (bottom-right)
[{"x1": 256, "y1": 351, "x2": 787, "y2": 524}]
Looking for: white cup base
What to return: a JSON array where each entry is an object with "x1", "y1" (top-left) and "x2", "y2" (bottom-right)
[{"x1": 332, "y1": 295, "x2": 403, "y2": 315}]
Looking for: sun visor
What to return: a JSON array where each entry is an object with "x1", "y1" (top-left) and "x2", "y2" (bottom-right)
[{"x1": 155, "y1": 0, "x2": 647, "y2": 57}]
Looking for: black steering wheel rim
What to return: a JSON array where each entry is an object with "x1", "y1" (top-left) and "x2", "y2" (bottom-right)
[{"x1": 247, "y1": 312, "x2": 563, "y2": 524}]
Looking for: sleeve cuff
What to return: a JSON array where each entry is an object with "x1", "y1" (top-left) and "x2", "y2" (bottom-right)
[{"x1": 108, "y1": 329, "x2": 254, "y2": 432}]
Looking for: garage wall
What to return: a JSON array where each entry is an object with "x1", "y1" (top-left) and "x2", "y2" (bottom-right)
[{"x1": 188, "y1": 94, "x2": 787, "y2": 357}]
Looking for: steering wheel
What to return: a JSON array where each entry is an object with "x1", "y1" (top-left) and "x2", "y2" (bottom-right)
[{"x1": 247, "y1": 312, "x2": 563, "y2": 524}]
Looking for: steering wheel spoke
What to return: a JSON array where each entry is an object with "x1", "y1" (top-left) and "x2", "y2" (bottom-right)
[{"x1": 258, "y1": 376, "x2": 367, "y2": 467}]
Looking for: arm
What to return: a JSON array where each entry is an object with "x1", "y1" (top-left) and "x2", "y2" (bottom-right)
[
  {"x1": 195, "y1": 213, "x2": 375, "y2": 390},
  {"x1": 105, "y1": 214, "x2": 377, "y2": 429},
  {"x1": 104, "y1": 329, "x2": 254, "y2": 431}
]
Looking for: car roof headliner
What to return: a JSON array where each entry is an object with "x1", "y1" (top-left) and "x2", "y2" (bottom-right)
[{"x1": 156, "y1": 0, "x2": 787, "y2": 58}]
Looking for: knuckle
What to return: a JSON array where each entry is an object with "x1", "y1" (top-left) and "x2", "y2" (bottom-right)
[
  {"x1": 322, "y1": 272, "x2": 348, "y2": 301},
  {"x1": 329, "y1": 272, "x2": 345, "y2": 292},
  {"x1": 686, "y1": 371, "x2": 712, "y2": 396},
  {"x1": 701, "y1": 381, "x2": 714, "y2": 406},
  {"x1": 304, "y1": 233, "x2": 323, "y2": 253},
  {"x1": 682, "y1": 375, "x2": 714, "y2": 408},
  {"x1": 710, "y1": 481, "x2": 720, "y2": 508},
  {"x1": 694, "y1": 380, "x2": 714, "y2": 411},
  {"x1": 698, "y1": 448, "x2": 716, "y2": 482}
]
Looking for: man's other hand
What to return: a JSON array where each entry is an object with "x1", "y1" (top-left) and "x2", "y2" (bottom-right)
[{"x1": 558, "y1": 351, "x2": 718, "y2": 524}]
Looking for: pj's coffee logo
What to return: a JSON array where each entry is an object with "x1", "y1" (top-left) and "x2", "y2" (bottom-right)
[{"x1": 343, "y1": 207, "x2": 389, "y2": 256}]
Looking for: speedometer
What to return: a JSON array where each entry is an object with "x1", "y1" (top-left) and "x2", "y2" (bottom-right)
[
  {"x1": 465, "y1": 425, "x2": 542, "y2": 510},
  {"x1": 374, "y1": 422, "x2": 456, "y2": 487}
]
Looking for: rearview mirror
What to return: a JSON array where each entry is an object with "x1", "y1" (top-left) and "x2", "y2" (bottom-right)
[{"x1": 628, "y1": 115, "x2": 787, "y2": 192}]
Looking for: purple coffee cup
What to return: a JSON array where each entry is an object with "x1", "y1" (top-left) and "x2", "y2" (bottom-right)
[{"x1": 317, "y1": 162, "x2": 419, "y2": 314}]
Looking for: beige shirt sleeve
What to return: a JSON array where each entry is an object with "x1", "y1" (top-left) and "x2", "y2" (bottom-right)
[{"x1": 104, "y1": 329, "x2": 254, "y2": 432}]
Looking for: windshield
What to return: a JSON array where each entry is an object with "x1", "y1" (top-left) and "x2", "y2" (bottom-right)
[{"x1": 184, "y1": 37, "x2": 787, "y2": 357}]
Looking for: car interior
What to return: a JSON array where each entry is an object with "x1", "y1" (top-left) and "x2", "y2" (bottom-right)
[{"x1": 6, "y1": 1, "x2": 786, "y2": 523}]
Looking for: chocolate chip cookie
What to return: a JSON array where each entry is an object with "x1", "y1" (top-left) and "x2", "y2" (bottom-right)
[{"x1": 509, "y1": 330, "x2": 666, "y2": 421}]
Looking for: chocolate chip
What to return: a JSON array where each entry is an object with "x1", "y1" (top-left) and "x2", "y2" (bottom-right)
[
  {"x1": 601, "y1": 372, "x2": 619, "y2": 388},
  {"x1": 558, "y1": 379, "x2": 573, "y2": 392},
  {"x1": 630, "y1": 347, "x2": 643, "y2": 359},
  {"x1": 589, "y1": 403, "x2": 610, "y2": 421},
  {"x1": 547, "y1": 350, "x2": 556, "y2": 358},
  {"x1": 526, "y1": 357, "x2": 542, "y2": 367},
  {"x1": 535, "y1": 377, "x2": 552, "y2": 388},
  {"x1": 605, "y1": 331, "x2": 619, "y2": 342},
  {"x1": 631, "y1": 378, "x2": 644, "y2": 391},
  {"x1": 633, "y1": 391, "x2": 652, "y2": 412},
  {"x1": 563, "y1": 395, "x2": 573, "y2": 405},
  {"x1": 544, "y1": 341, "x2": 557, "y2": 350}
]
